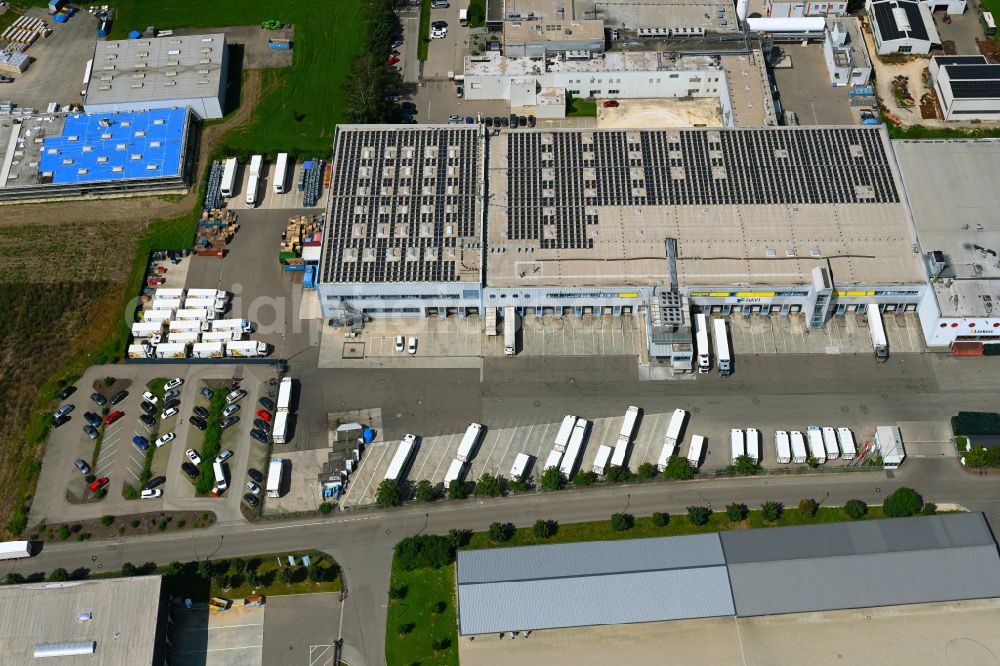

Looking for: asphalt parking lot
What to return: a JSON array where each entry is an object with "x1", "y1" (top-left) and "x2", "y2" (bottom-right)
[
  {"x1": 728, "y1": 312, "x2": 924, "y2": 355},
  {"x1": 169, "y1": 602, "x2": 265, "y2": 666},
  {"x1": 225, "y1": 160, "x2": 329, "y2": 211},
  {"x1": 261, "y1": 593, "x2": 341, "y2": 666}
]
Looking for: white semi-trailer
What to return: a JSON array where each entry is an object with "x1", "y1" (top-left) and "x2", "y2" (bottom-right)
[
  {"x1": 0, "y1": 541, "x2": 33, "y2": 560},
  {"x1": 503, "y1": 306, "x2": 516, "y2": 355},
  {"x1": 822, "y1": 426, "x2": 840, "y2": 460},
  {"x1": 790, "y1": 430, "x2": 808, "y2": 464},
  {"x1": 266, "y1": 458, "x2": 285, "y2": 497},
  {"x1": 276, "y1": 377, "x2": 292, "y2": 412},
  {"x1": 714, "y1": 318, "x2": 732, "y2": 376},
  {"x1": 866, "y1": 305, "x2": 888, "y2": 361},
  {"x1": 807, "y1": 426, "x2": 827, "y2": 464},
  {"x1": 687, "y1": 435, "x2": 705, "y2": 468},
  {"x1": 837, "y1": 427, "x2": 857, "y2": 460},
  {"x1": 657, "y1": 409, "x2": 688, "y2": 471},
  {"x1": 554, "y1": 415, "x2": 577, "y2": 453},
  {"x1": 220, "y1": 157, "x2": 238, "y2": 198},
  {"x1": 444, "y1": 458, "x2": 467, "y2": 486},
  {"x1": 510, "y1": 453, "x2": 531, "y2": 480},
  {"x1": 730, "y1": 429, "x2": 745, "y2": 463},
  {"x1": 384, "y1": 434, "x2": 417, "y2": 482},
  {"x1": 559, "y1": 419, "x2": 588, "y2": 477},
  {"x1": 544, "y1": 448, "x2": 563, "y2": 472},
  {"x1": 775, "y1": 430, "x2": 791, "y2": 464},
  {"x1": 272, "y1": 411, "x2": 289, "y2": 444},
  {"x1": 273, "y1": 152, "x2": 289, "y2": 194},
  {"x1": 456, "y1": 422, "x2": 483, "y2": 462},
  {"x1": 746, "y1": 428, "x2": 761, "y2": 463},
  {"x1": 592, "y1": 444, "x2": 613, "y2": 475},
  {"x1": 618, "y1": 405, "x2": 640, "y2": 447},
  {"x1": 695, "y1": 313, "x2": 710, "y2": 373}
]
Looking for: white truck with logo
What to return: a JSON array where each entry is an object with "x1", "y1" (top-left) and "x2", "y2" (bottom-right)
[
  {"x1": 225, "y1": 340, "x2": 269, "y2": 357},
  {"x1": 184, "y1": 297, "x2": 226, "y2": 313},
  {"x1": 168, "y1": 331, "x2": 201, "y2": 344},
  {"x1": 213, "y1": 318, "x2": 253, "y2": 334},
  {"x1": 169, "y1": 319, "x2": 210, "y2": 333},
  {"x1": 175, "y1": 308, "x2": 212, "y2": 321},
  {"x1": 154, "y1": 342, "x2": 189, "y2": 359},
  {"x1": 141, "y1": 309, "x2": 174, "y2": 323},
  {"x1": 131, "y1": 321, "x2": 166, "y2": 338},
  {"x1": 192, "y1": 342, "x2": 225, "y2": 359},
  {"x1": 201, "y1": 330, "x2": 239, "y2": 343}
]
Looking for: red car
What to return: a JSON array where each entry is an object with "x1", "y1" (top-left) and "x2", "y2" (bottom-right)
[
  {"x1": 388, "y1": 56, "x2": 400, "y2": 65},
  {"x1": 256, "y1": 409, "x2": 272, "y2": 423},
  {"x1": 602, "y1": 100, "x2": 619, "y2": 108},
  {"x1": 89, "y1": 477, "x2": 109, "y2": 493},
  {"x1": 104, "y1": 410, "x2": 123, "y2": 425}
]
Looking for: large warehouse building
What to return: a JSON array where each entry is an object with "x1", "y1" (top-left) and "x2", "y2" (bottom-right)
[
  {"x1": 456, "y1": 513, "x2": 1000, "y2": 635},
  {"x1": 83, "y1": 33, "x2": 228, "y2": 120}
]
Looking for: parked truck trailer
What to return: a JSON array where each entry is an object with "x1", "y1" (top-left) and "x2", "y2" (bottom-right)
[
  {"x1": 866, "y1": 305, "x2": 888, "y2": 361},
  {"x1": 0, "y1": 541, "x2": 32, "y2": 560},
  {"x1": 695, "y1": 313, "x2": 710, "y2": 373},
  {"x1": 188, "y1": 289, "x2": 229, "y2": 301},
  {"x1": 686, "y1": 435, "x2": 705, "y2": 468},
  {"x1": 559, "y1": 419, "x2": 588, "y2": 478},
  {"x1": 592, "y1": 445, "x2": 613, "y2": 475},
  {"x1": 384, "y1": 434, "x2": 417, "y2": 482},
  {"x1": 184, "y1": 297, "x2": 226, "y2": 313},
  {"x1": 837, "y1": 427, "x2": 857, "y2": 459},
  {"x1": 273, "y1": 153, "x2": 289, "y2": 194},
  {"x1": 822, "y1": 426, "x2": 840, "y2": 460},
  {"x1": 131, "y1": 321, "x2": 166, "y2": 338},
  {"x1": 775, "y1": 430, "x2": 791, "y2": 464},
  {"x1": 272, "y1": 411, "x2": 289, "y2": 444},
  {"x1": 806, "y1": 426, "x2": 826, "y2": 464},
  {"x1": 544, "y1": 448, "x2": 563, "y2": 472},
  {"x1": 169, "y1": 319, "x2": 209, "y2": 333},
  {"x1": 456, "y1": 422, "x2": 483, "y2": 462},
  {"x1": 276, "y1": 377, "x2": 292, "y2": 412},
  {"x1": 444, "y1": 459, "x2": 466, "y2": 486},
  {"x1": 503, "y1": 306, "x2": 516, "y2": 355},
  {"x1": 730, "y1": 429, "x2": 745, "y2": 463},
  {"x1": 554, "y1": 415, "x2": 577, "y2": 452},
  {"x1": 509, "y1": 452, "x2": 531, "y2": 480},
  {"x1": 213, "y1": 318, "x2": 253, "y2": 333},
  {"x1": 220, "y1": 157, "x2": 237, "y2": 198},
  {"x1": 713, "y1": 318, "x2": 731, "y2": 376},
  {"x1": 153, "y1": 288, "x2": 184, "y2": 299},
  {"x1": 266, "y1": 458, "x2": 285, "y2": 497},
  {"x1": 746, "y1": 427, "x2": 761, "y2": 464},
  {"x1": 656, "y1": 409, "x2": 688, "y2": 471},
  {"x1": 790, "y1": 430, "x2": 808, "y2": 464}
]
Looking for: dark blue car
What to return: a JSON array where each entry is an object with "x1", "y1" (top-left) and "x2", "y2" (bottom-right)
[{"x1": 132, "y1": 435, "x2": 149, "y2": 451}]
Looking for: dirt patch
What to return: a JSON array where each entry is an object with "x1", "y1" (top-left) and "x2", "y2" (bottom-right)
[
  {"x1": 28, "y1": 510, "x2": 216, "y2": 544},
  {"x1": 978, "y1": 38, "x2": 1000, "y2": 63},
  {"x1": 920, "y1": 92, "x2": 939, "y2": 120},
  {"x1": 597, "y1": 98, "x2": 723, "y2": 128},
  {"x1": 941, "y1": 40, "x2": 957, "y2": 55}
]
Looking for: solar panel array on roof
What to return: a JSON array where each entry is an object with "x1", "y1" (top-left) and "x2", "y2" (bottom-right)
[
  {"x1": 871, "y1": 0, "x2": 930, "y2": 42},
  {"x1": 945, "y1": 64, "x2": 1000, "y2": 80},
  {"x1": 37, "y1": 108, "x2": 186, "y2": 184},
  {"x1": 951, "y1": 79, "x2": 1000, "y2": 99},
  {"x1": 872, "y1": 1, "x2": 904, "y2": 41},
  {"x1": 320, "y1": 127, "x2": 480, "y2": 284},
  {"x1": 935, "y1": 55, "x2": 988, "y2": 66},
  {"x1": 901, "y1": 1, "x2": 928, "y2": 40},
  {"x1": 506, "y1": 127, "x2": 898, "y2": 252}
]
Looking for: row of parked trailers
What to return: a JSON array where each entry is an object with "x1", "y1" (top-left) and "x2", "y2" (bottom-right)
[{"x1": 774, "y1": 427, "x2": 857, "y2": 465}]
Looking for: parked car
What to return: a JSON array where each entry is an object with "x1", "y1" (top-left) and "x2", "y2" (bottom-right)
[
  {"x1": 145, "y1": 475, "x2": 166, "y2": 489},
  {"x1": 518, "y1": 115, "x2": 527, "y2": 126},
  {"x1": 501, "y1": 116, "x2": 509, "y2": 127},
  {"x1": 602, "y1": 99, "x2": 619, "y2": 108},
  {"x1": 90, "y1": 392, "x2": 107, "y2": 407},
  {"x1": 164, "y1": 398, "x2": 181, "y2": 411},
  {"x1": 390, "y1": 49, "x2": 401, "y2": 57},
  {"x1": 256, "y1": 409, "x2": 271, "y2": 423},
  {"x1": 258, "y1": 396, "x2": 274, "y2": 411},
  {"x1": 139, "y1": 414, "x2": 156, "y2": 428},
  {"x1": 432, "y1": 28, "x2": 447, "y2": 39},
  {"x1": 485, "y1": 116, "x2": 493, "y2": 127},
  {"x1": 431, "y1": 20, "x2": 448, "y2": 28},
  {"x1": 494, "y1": 116, "x2": 503, "y2": 127},
  {"x1": 54, "y1": 404, "x2": 74, "y2": 419},
  {"x1": 104, "y1": 411, "x2": 124, "y2": 425},
  {"x1": 401, "y1": 101, "x2": 416, "y2": 111},
  {"x1": 164, "y1": 377, "x2": 184, "y2": 390},
  {"x1": 199, "y1": 387, "x2": 214, "y2": 399},
  {"x1": 527, "y1": 115, "x2": 536, "y2": 127},
  {"x1": 250, "y1": 429, "x2": 269, "y2": 444},
  {"x1": 225, "y1": 389, "x2": 247, "y2": 405},
  {"x1": 220, "y1": 416, "x2": 240, "y2": 430},
  {"x1": 456, "y1": 86, "x2": 463, "y2": 97},
  {"x1": 164, "y1": 389, "x2": 181, "y2": 401},
  {"x1": 407, "y1": 336, "x2": 417, "y2": 355},
  {"x1": 74, "y1": 458, "x2": 91, "y2": 475},
  {"x1": 181, "y1": 462, "x2": 199, "y2": 479},
  {"x1": 395, "y1": 335, "x2": 404, "y2": 352},
  {"x1": 141, "y1": 391, "x2": 158, "y2": 405},
  {"x1": 190, "y1": 416, "x2": 208, "y2": 431},
  {"x1": 448, "y1": 114, "x2": 462, "y2": 123},
  {"x1": 83, "y1": 412, "x2": 102, "y2": 428},
  {"x1": 243, "y1": 493, "x2": 260, "y2": 508},
  {"x1": 193, "y1": 406, "x2": 209, "y2": 419},
  {"x1": 388, "y1": 56, "x2": 400, "y2": 65},
  {"x1": 245, "y1": 480, "x2": 262, "y2": 495},
  {"x1": 132, "y1": 435, "x2": 149, "y2": 451},
  {"x1": 58, "y1": 386, "x2": 75, "y2": 400},
  {"x1": 247, "y1": 467, "x2": 264, "y2": 483},
  {"x1": 253, "y1": 418, "x2": 270, "y2": 432},
  {"x1": 141, "y1": 488, "x2": 163, "y2": 499},
  {"x1": 222, "y1": 404, "x2": 241, "y2": 418},
  {"x1": 83, "y1": 424, "x2": 99, "y2": 439},
  {"x1": 185, "y1": 449, "x2": 202, "y2": 465},
  {"x1": 110, "y1": 389, "x2": 128, "y2": 405},
  {"x1": 140, "y1": 401, "x2": 157, "y2": 415},
  {"x1": 161, "y1": 407, "x2": 178, "y2": 421},
  {"x1": 154, "y1": 432, "x2": 176, "y2": 447},
  {"x1": 89, "y1": 477, "x2": 109, "y2": 493},
  {"x1": 391, "y1": 38, "x2": 404, "y2": 49},
  {"x1": 215, "y1": 449, "x2": 233, "y2": 464}
]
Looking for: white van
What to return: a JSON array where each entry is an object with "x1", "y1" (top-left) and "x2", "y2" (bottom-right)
[
  {"x1": 225, "y1": 389, "x2": 247, "y2": 405},
  {"x1": 213, "y1": 460, "x2": 228, "y2": 494}
]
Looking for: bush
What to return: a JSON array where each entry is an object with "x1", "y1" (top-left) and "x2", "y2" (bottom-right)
[
  {"x1": 121, "y1": 562, "x2": 137, "y2": 577},
  {"x1": 761, "y1": 500, "x2": 783, "y2": 521},
  {"x1": 398, "y1": 622, "x2": 415, "y2": 635},
  {"x1": 727, "y1": 455, "x2": 761, "y2": 476},
  {"x1": 651, "y1": 511, "x2": 670, "y2": 527},
  {"x1": 130, "y1": 519, "x2": 141, "y2": 528},
  {"x1": 572, "y1": 471, "x2": 598, "y2": 486},
  {"x1": 806, "y1": 457, "x2": 820, "y2": 469},
  {"x1": 725, "y1": 503, "x2": 748, "y2": 522},
  {"x1": 229, "y1": 558, "x2": 246, "y2": 577},
  {"x1": 4, "y1": 573, "x2": 26, "y2": 585},
  {"x1": 164, "y1": 561, "x2": 184, "y2": 577},
  {"x1": 475, "y1": 473, "x2": 503, "y2": 497},
  {"x1": 610, "y1": 512, "x2": 634, "y2": 531},
  {"x1": 508, "y1": 475, "x2": 529, "y2": 492},
  {"x1": 844, "y1": 499, "x2": 868, "y2": 519},
  {"x1": 541, "y1": 466, "x2": 565, "y2": 490},
  {"x1": 414, "y1": 479, "x2": 437, "y2": 502},
  {"x1": 196, "y1": 560, "x2": 212, "y2": 578},
  {"x1": 533, "y1": 519, "x2": 554, "y2": 539},
  {"x1": 605, "y1": 465, "x2": 630, "y2": 483},
  {"x1": 489, "y1": 522, "x2": 513, "y2": 542},
  {"x1": 447, "y1": 528, "x2": 472, "y2": 549},
  {"x1": 318, "y1": 501, "x2": 334, "y2": 514},
  {"x1": 48, "y1": 568, "x2": 69, "y2": 582},
  {"x1": 245, "y1": 569, "x2": 260, "y2": 588},
  {"x1": 446, "y1": 479, "x2": 467, "y2": 500},
  {"x1": 308, "y1": 564, "x2": 326, "y2": 583},
  {"x1": 432, "y1": 600, "x2": 447, "y2": 614},
  {"x1": 389, "y1": 585, "x2": 409, "y2": 600},
  {"x1": 662, "y1": 456, "x2": 695, "y2": 480},
  {"x1": 375, "y1": 479, "x2": 402, "y2": 507},
  {"x1": 58, "y1": 525, "x2": 71, "y2": 540},
  {"x1": 636, "y1": 462, "x2": 656, "y2": 479},
  {"x1": 883, "y1": 487, "x2": 923, "y2": 517},
  {"x1": 431, "y1": 637, "x2": 452, "y2": 652},
  {"x1": 278, "y1": 567, "x2": 294, "y2": 585},
  {"x1": 686, "y1": 505, "x2": 711, "y2": 526},
  {"x1": 797, "y1": 498, "x2": 819, "y2": 519},
  {"x1": 394, "y1": 535, "x2": 456, "y2": 571},
  {"x1": 100, "y1": 515, "x2": 114, "y2": 526},
  {"x1": 94, "y1": 488, "x2": 107, "y2": 499},
  {"x1": 921, "y1": 501, "x2": 938, "y2": 515}
]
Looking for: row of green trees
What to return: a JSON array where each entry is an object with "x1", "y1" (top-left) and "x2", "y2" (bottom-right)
[{"x1": 343, "y1": 0, "x2": 403, "y2": 124}]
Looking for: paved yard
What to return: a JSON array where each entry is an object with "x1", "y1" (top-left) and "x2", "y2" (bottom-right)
[
  {"x1": 261, "y1": 593, "x2": 342, "y2": 666},
  {"x1": 771, "y1": 43, "x2": 854, "y2": 125},
  {"x1": 169, "y1": 602, "x2": 265, "y2": 666}
]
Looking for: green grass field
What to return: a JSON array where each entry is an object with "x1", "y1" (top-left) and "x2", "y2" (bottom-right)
[
  {"x1": 567, "y1": 95, "x2": 597, "y2": 117},
  {"x1": 385, "y1": 563, "x2": 459, "y2": 666}
]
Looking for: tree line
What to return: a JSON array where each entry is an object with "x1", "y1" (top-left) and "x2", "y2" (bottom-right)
[{"x1": 343, "y1": 0, "x2": 403, "y2": 124}]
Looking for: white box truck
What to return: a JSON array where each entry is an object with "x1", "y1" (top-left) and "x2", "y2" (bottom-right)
[
  {"x1": 245, "y1": 174, "x2": 259, "y2": 207},
  {"x1": 0, "y1": 541, "x2": 32, "y2": 560},
  {"x1": 277, "y1": 377, "x2": 292, "y2": 412},
  {"x1": 213, "y1": 318, "x2": 253, "y2": 334},
  {"x1": 184, "y1": 297, "x2": 226, "y2": 313},
  {"x1": 249, "y1": 154, "x2": 263, "y2": 177},
  {"x1": 168, "y1": 331, "x2": 201, "y2": 344},
  {"x1": 746, "y1": 427, "x2": 761, "y2": 463},
  {"x1": 790, "y1": 430, "x2": 808, "y2": 463},
  {"x1": 822, "y1": 426, "x2": 840, "y2": 460},
  {"x1": 554, "y1": 415, "x2": 577, "y2": 453},
  {"x1": 192, "y1": 342, "x2": 225, "y2": 359},
  {"x1": 128, "y1": 343, "x2": 153, "y2": 359},
  {"x1": 695, "y1": 313, "x2": 710, "y2": 373},
  {"x1": 657, "y1": 409, "x2": 688, "y2": 471},
  {"x1": 188, "y1": 288, "x2": 229, "y2": 300},
  {"x1": 510, "y1": 452, "x2": 531, "y2": 480},
  {"x1": 730, "y1": 428, "x2": 745, "y2": 463},
  {"x1": 272, "y1": 411, "x2": 289, "y2": 444},
  {"x1": 559, "y1": 419, "x2": 588, "y2": 477},
  {"x1": 775, "y1": 430, "x2": 791, "y2": 464},
  {"x1": 226, "y1": 340, "x2": 269, "y2": 357},
  {"x1": 866, "y1": 305, "x2": 888, "y2": 361},
  {"x1": 444, "y1": 458, "x2": 467, "y2": 486},
  {"x1": 154, "y1": 342, "x2": 189, "y2": 359},
  {"x1": 273, "y1": 152, "x2": 289, "y2": 194},
  {"x1": 713, "y1": 318, "x2": 731, "y2": 376},
  {"x1": 503, "y1": 306, "x2": 516, "y2": 355},
  {"x1": 592, "y1": 444, "x2": 613, "y2": 475},
  {"x1": 837, "y1": 427, "x2": 857, "y2": 460},
  {"x1": 201, "y1": 330, "x2": 238, "y2": 343},
  {"x1": 220, "y1": 157, "x2": 237, "y2": 198},
  {"x1": 153, "y1": 288, "x2": 185, "y2": 299},
  {"x1": 169, "y1": 319, "x2": 209, "y2": 333},
  {"x1": 544, "y1": 448, "x2": 563, "y2": 472},
  {"x1": 686, "y1": 435, "x2": 705, "y2": 468},
  {"x1": 384, "y1": 434, "x2": 417, "y2": 482},
  {"x1": 141, "y1": 309, "x2": 174, "y2": 323},
  {"x1": 149, "y1": 297, "x2": 182, "y2": 311},
  {"x1": 175, "y1": 308, "x2": 211, "y2": 321},
  {"x1": 456, "y1": 422, "x2": 482, "y2": 462},
  {"x1": 266, "y1": 458, "x2": 285, "y2": 497},
  {"x1": 131, "y1": 321, "x2": 166, "y2": 338},
  {"x1": 807, "y1": 426, "x2": 826, "y2": 464}
]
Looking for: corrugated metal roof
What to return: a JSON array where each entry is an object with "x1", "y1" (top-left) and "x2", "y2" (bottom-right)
[
  {"x1": 720, "y1": 513, "x2": 994, "y2": 564},
  {"x1": 457, "y1": 533, "x2": 725, "y2": 585},
  {"x1": 728, "y1": 545, "x2": 1000, "y2": 617},
  {"x1": 458, "y1": 566, "x2": 735, "y2": 635}
]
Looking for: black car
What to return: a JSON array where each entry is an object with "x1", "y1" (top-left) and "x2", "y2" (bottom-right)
[
  {"x1": 493, "y1": 116, "x2": 502, "y2": 127},
  {"x1": 83, "y1": 425, "x2": 99, "y2": 439},
  {"x1": 199, "y1": 387, "x2": 214, "y2": 399},
  {"x1": 190, "y1": 415, "x2": 208, "y2": 431},
  {"x1": 220, "y1": 416, "x2": 240, "y2": 430},
  {"x1": 58, "y1": 386, "x2": 75, "y2": 400},
  {"x1": 501, "y1": 116, "x2": 509, "y2": 127},
  {"x1": 258, "y1": 396, "x2": 274, "y2": 411},
  {"x1": 140, "y1": 401, "x2": 157, "y2": 415},
  {"x1": 431, "y1": 20, "x2": 448, "y2": 28},
  {"x1": 484, "y1": 116, "x2": 493, "y2": 127},
  {"x1": 193, "y1": 406, "x2": 209, "y2": 419},
  {"x1": 518, "y1": 115, "x2": 527, "y2": 127},
  {"x1": 90, "y1": 392, "x2": 107, "y2": 407},
  {"x1": 181, "y1": 462, "x2": 199, "y2": 479},
  {"x1": 83, "y1": 412, "x2": 102, "y2": 428},
  {"x1": 53, "y1": 414, "x2": 69, "y2": 428},
  {"x1": 509, "y1": 113, "x2": 518, "y2": 128},
  {"x1": 139, "y1": 414, "x2": 156, "y2": 428},
  {"x1": 527, "y1": 115, "x2": 536, "y2": 127},
  {"x1": 145, "y1": 475, "x2": 166, "y2": 489},
  {"x1": 253, "y1": 418, "x2": 270, "y2": 432},
  {"x1": 164, "y1": 398, "x2": 181, "y2": 411},
  {"x1": 247, "y1": 467, "x2": 264, "y2": 483},
  {"x1": 74, "y1": 458, "x2": 91, "y2": 475},
  {"x1": 243, "y1": 493, "x2": 260, "y2": 508},
  {"x1": 110, "y1": 389, "x2": 128, "y2": 405},
  {"x1": 250, "y1": 429, "x2": 269, "y2": 444}
]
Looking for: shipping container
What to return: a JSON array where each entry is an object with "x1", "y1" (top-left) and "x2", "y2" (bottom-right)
[
  {"x1": 746, "y1": 428, "x2": 761, "y2": 463},
  {"x1": 273, "y1": 152, "x2": 289, "y2": 194},
  {"x1": 837, "y1": 427, "x2": 857, "y2": 460},
  {"x1": 554, "y1": 415, "x2": 577, "y2": 452},
  {"x1": 510, "y1": 453, "x2": 531, "y2": 480},
  {"x1": 807, "y1": 426, "x2": 826, "y2": 464},
  {"x1": 822, "y1": 426, "x2": 840, "y2": 460},
  {"x1": 774, "y1": 430, "x2": 791, "y2": 464},
  {"x1": 456, "y1": 422, "x2": 483, "y2": 462},
  {"x1": 384, "y1": 433, "x2": 417, "y2": 482},
  {"x1": 686, "y1": 435, "x2": 705, "y2": 468},
  {"x1": 790, "y1": 430, "x2": 808, "y2": 463}
]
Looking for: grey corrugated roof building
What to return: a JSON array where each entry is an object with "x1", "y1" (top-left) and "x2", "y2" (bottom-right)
[{"x1": 456, "y1": 513, "x2": 1000, "y2": 635}]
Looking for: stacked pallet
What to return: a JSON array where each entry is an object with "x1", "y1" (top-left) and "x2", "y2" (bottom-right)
[
  {"x1": 278, "y1": 214, "x2": 321, "y2": 264},
  {"x1": 1, "y1": 15, "x2": 49, "y2": 50},
  {"x1": 194, "y1": 208, "x2": 239, "y2": 257},
  {"x1": 0, "y1": 52, "x2": 29, "y2": 77}
]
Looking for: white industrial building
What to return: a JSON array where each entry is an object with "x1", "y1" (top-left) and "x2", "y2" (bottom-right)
[
  {"x1": 922, "y1": 0, "x2": 966, "y2": 14},
  {"x1": 758, "y1": 0, "x2": 848, "y2": 17},
  {"x1": 486, "y1": 0, "x2": 737, "y2": 32},
  {"x1": 84, "y1": 33, "x2": 229, "y2": 119},
  {"x1": 867, "y1": 0, "x2": 940, "y2": 54},
  {"x1": 503, "y1": 20, "x2": 605, "y2": 56},
  {"x1": 822, "y1": 17, "x2": 872, "y2": 86},
  {"x1": 928, "y1": 55, "x2": 1000, "y2": 121}
]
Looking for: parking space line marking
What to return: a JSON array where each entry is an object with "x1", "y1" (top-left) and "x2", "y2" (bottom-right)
[
  {"x1": 497, "y1": 424, "x2": 532, "y2": 477},
  {"x1": 352, "y1": 439, "x2": 394, "y2": 503},
  {"x1": 413, "y1": 433, "x2": 449, "y2": 481},
  {"x1": 480, "y1": 429, "x2": 508, "y2": 475},
  {"x1": 427, "y1": 434, "x2": 457, "y2": 483},
  {"x1": 637, "y1": 412, "x2": 663, "y2": 466}
]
